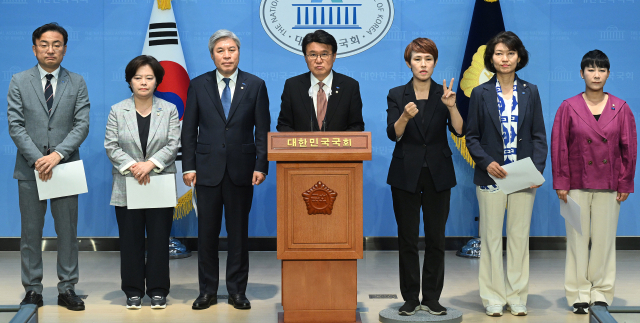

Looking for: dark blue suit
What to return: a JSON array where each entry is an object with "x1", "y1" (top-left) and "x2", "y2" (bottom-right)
[
  {"x1": 465, "y1": 75, "x2": 547, "y2": 186},
  {"x1": 181, "y1": 69, "x2": 270, "y2": 296}
]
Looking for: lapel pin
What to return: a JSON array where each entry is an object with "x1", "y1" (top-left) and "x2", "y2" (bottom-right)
[
  {"x1": 241, "y1": 87, "x2": 244, "y2": 89},
  {"x1": 522, "y1": 92, "x2": 525, "y2": 94},
  {"x1": 336, "y1": 91, "x2": 339, "y2": 94},
  {"x1": 157, "y1": 113, "x2": 160, "y2": 116}
]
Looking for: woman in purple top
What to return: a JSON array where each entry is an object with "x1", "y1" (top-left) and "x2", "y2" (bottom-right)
[{"x1": 551, "y1": 50, "x2": 637, "y2": 314}]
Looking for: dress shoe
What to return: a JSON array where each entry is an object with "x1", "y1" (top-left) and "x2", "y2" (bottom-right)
[
  {"x1": 192, "y1": 294, "x2": 217, "y2": 310},
  {"x1": 228, "y1": 294, "x2": 251, "y2": 309},
  {"x1": 58, "y1": 289, "x2": 85, "y2": 311},
  {"x1": 20, "y1": 291, "x2": 43, "y2": 307}
]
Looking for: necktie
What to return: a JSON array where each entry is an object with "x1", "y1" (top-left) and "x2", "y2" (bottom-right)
[
  {"x1": 45, "y1": 74, "x2": 54, "y2": 115},
  {"x1": 316, "y1": 81, "x2": 327, "y2": 129},
  {"x1": 221, "y1": 78, "x2": 231, "y2": 118}
]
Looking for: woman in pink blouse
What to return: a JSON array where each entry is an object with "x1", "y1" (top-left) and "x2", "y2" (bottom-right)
[{"x1": 551, "y1": 50, "x2": 637, "y2": 315}]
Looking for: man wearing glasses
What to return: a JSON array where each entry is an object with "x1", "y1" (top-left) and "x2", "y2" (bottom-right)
[{"x1": 277, "y1": 30, "x2": 364, "y2": 132}]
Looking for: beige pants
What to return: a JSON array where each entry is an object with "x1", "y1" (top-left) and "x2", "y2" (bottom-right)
[
  {"x1": 477, "y1": 187, "x2": 537, "y2": 307},
  {"x1": 565, "y1": 189, "x2": 620, "y2": 306}
]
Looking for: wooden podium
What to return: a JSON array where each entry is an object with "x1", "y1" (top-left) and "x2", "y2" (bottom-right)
[{"x1": 268, "y1": 132, "x2": 372, "y2": 323}]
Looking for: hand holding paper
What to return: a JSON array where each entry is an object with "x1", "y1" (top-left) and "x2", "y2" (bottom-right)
[
  {"x1": 488, "y1": 157, "x2": 545, "y2": 195},
  {"x1": 34, "y1": 160, "x2": 88, "y2": 200}
]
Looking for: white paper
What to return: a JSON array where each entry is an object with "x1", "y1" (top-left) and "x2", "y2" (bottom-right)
[
  {"x1": 34, "y1": 160, "x2": 88, "y2": 200},
  {"x1": 488, "y1": 157, "x2": 545, "y2": 195},
  {"x1": 125, "y1": 174, "x2": 177, "y2": 209},
  {"x1": 560, "y1": 195, "x2": 582, "y2": 235}
]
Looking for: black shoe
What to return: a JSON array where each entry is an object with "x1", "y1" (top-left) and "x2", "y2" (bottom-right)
[
  {"x1": 228, "y1": 294, "x2": 251, "y2": 310},
  {"x1": 398, "y1": 301, "x2": 420, "y2": 316},
  {"x1": 58, "y1": 289, "x2": 85, "y2": 311},
  {"x1": 150, "y1": 295, "x2": 167, "y2": 309},
  {"x1": 593, "y1": 301, "x2": 609, "y2": 307},
  {"x1": 421, "y1": 299, "x2": 447, "y2": 315},
  {"x1": 126, "y1": 296, "x2": 142, "y2": 309},
  {"x1": 192, "y1": 294, "x2": 217, "y2": 310},
  {"x1": 573, "y1": 302, "x2": 589, "y2": 314},
  {"x1": 20, "y1": 291, "x2": 43, "y2": 307}
]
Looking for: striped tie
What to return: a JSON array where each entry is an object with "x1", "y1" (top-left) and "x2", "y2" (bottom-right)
[
  {"x1": 44, "y1": 74, "x2": 54, "y2": 115},
  {"x1": 316, "y1": 81, "x2": 327, "y2": 129}
]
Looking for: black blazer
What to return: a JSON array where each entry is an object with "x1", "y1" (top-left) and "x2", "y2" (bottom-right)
[
  {"x1": 386, "y1": 79, "x2": 464, "y2": 193},
  {"x1": 276, "y1": 71, "x2": 364, "y2": 131},
  {"x1": 181, "y1": 69, "x2": 270, "y2": 187},
  {"x1": 465, "y1": 75, "x2": 547, "y2": 186}
]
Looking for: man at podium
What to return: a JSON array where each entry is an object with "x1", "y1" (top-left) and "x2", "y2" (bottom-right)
[{"x1": 276, "y1": 30, "x2": 364, "y2": 132}]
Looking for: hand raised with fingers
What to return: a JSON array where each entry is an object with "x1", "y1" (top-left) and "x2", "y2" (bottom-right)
[
  {"x1": 441, "y1": 78, "x2": 457, "y2": 108},
  {"x1": 402, "y1": 102, "x2": 419, "y2": 121}
]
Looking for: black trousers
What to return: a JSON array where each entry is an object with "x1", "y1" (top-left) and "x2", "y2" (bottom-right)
[
  {"x1": 391, "y1": 167, "x2": 450, "y2": 302},
  {"x1": 196, "y1": 170, "x2": 253, "y2": 296},
  {"x1": 115, "y1": 206, "x2": 173, "y2": 298}
]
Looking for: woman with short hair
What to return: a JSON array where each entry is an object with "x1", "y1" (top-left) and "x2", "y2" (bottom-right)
[
  {"x1": 386, "y1": 37, "x2": 464, "y2": 316},
  {"x1": 104, "y1": 55, "x2": 180, "y2": 310},
  {"x1": 551, "y1": 50, "x2": 636, "y2": 314},
  {"x1": 465, "y1": 31, "x2": 547, "y2": 317}
]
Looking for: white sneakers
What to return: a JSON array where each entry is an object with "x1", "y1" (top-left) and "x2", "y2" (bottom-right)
[
  {"x1": 485, "y1": 304, "x2": 527, "y2": 316},
  {"x1": 507, "y1": 304, "x2": 528, "y2": 316},
  {"x1": 485, "y1": 305, "x2": 503, "y2": 316}
]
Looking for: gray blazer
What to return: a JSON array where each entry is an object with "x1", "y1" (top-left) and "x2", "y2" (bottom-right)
[
  {"x1": 7, "y1": 65, "x2": 90, "y2": 180},
  {"x1": 104, "y1": 96, "x2": 180, "y2": 206}
]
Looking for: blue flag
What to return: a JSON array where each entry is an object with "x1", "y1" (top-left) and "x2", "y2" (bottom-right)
[{"x1": 452, "y1": 0, "x2": 505, "y2": 167}]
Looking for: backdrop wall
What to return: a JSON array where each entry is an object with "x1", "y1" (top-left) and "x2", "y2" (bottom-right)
[{"x1": 1, "y1": 0, "x2": 639, "y2": 238}]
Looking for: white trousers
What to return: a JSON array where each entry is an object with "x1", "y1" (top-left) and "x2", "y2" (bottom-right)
[
  {"x1": 565, "y1": 189, "x2": 620, "y2": 306},
  {"x1": 477, "y1": 187, "x2": 536, "y2": 307}
]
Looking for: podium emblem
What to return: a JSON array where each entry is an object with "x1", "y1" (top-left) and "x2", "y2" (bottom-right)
[{"x1": 302, "y1": 181, "x2": 338, "y2": 215}]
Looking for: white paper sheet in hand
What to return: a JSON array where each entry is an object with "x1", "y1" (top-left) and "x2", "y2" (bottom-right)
[
  {"x1": 125, "y1": 174, "x2": 177, "y2": 209},
  {"x1": 560, "y1": 195, "x2": 582, "y2": 235},
  {"x1": 34, "y1": 160, "x2": 88, "y2": 200},
  {"x1": 488, "y1": 157, "x2": 545, "y2": 195}
]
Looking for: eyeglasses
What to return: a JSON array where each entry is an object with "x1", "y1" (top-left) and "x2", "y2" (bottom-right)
[
  {"x1": 37, "y1": 43, "x2": 64, "y2": 51},
  {"x1": 306, "y1": 53, "x2": 332, "y2": 60}
]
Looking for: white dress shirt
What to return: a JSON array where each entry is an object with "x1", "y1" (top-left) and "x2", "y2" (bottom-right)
[
  {"x1": 308, "y1": 71, "x2": 333, "y2": 115},
  {"x1": 38, "y1": 64, "x2": 64, "y2": 160},
  {"x1": 216, "y1": 68, "x2": 238, "y2": 100}
]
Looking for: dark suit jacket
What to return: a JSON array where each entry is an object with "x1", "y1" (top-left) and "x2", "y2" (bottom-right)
[
  {"x1": 276, "y1": 71, "x2": 364, "y2": 131},
  {"x1": 181, "y1": 69, "x2": 270, "y2": 187},
  {"x1": 386, "y1": 79, "x2": 463, "y2": 193},
  {"x1": 465, "y1": 75, "x2": 547, "y2": 186}
]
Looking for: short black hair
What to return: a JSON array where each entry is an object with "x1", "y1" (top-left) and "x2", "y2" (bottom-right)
[
  {"x1": 32, "y1": 22, "x2": 68, "y2": 46},
  {"x1": 125, "y1": 55, "x2": 165, "y2": 92},
  {"x1": 484, "y1": 31, "x2": 529, "y2": 73},
  {"x1": 301, "y1": 30, "x2": 337, "y2": 55},
  {"x1": 581, "y1": 50, "x2": 610, "y2": 71}
]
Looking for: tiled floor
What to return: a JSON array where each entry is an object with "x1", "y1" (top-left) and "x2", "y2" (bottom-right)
[{"x1": 0, "y1": 250, "x2": 638, "y2": 322}]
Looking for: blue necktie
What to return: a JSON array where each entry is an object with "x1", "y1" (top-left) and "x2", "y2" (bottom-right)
[{"x1": 221, "y1": 78, "x2": 231, "y2": 118}]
